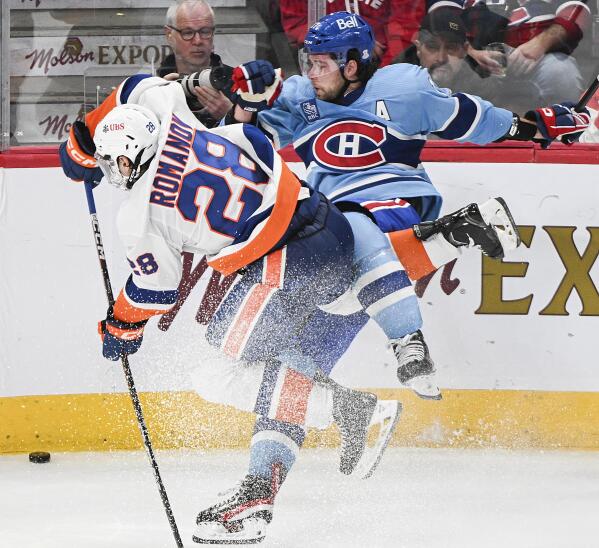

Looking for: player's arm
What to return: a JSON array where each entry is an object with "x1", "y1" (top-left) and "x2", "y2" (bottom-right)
[
  {"x1": 412, "y1": 69, "x2": 590, "y2": 146},
  {"x1": 99, "y1": 232, "x2": 183, "y2": 361},
  {"x1": 502, "y1": 105, "x2": 591, "y2": 147},
  {"x1": 225, "y1": 61, "x2": 303, "y2": 152},
  {"x1": 224, "y1": 60, "x2": 283, "y2": 125}
]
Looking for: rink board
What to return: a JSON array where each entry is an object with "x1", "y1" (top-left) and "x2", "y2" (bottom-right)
[
  {"x1": 3, "y1": 389, "x2": 599, "y2": 453},
  {"x1": 1, "y1": 159, "x2": 599, "y2": 452}
]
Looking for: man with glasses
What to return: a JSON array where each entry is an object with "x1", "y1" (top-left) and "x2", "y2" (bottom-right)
[{"x1": 159, "y1": 0, "x2": 235, "y2": 128}]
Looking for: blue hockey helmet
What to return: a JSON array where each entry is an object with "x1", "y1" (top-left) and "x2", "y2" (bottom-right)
[{"x1": 302, "y1": 11, "x2": 375, "y2": 69}]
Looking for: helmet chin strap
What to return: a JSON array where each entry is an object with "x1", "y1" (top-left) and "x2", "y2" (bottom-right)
[
  {"x1": 331, "y1": 67, "x2": 361, "y2": 104},
  {"x1": 126, "y1": 148, "x2": 151, "y2": 190}
]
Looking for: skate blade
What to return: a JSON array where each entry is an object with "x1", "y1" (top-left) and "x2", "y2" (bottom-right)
[
  {"x1": 353, "y1": 400, "x2": 402, "y2": 480},
  {"x1": 192, "y1": 518, "x2": 267, "y2": 545},
  {"x1": 403, "y1": 374, "x2": 442, "y2": 401},
  {"x1": 479, "y1": 197, "x2": 521, "y2": 254}
]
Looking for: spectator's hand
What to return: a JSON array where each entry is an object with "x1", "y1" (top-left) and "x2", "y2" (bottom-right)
[
  {"x1": 467, "y1": 47, "x2": 504, "y2": 76},
  {"x1": 193, "y1": 86, "x2": 234, "y2": 120},
  {"x1": 162, "y1": 72, "x2": 180, "y2": 81},
  {"x1": 508, "y1": 40, "x2": 545, "y2": 76}
]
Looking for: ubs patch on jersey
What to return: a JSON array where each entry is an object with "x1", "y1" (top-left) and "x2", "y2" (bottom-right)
[{"x1": 301, "y1": 100, "x2": 320, "y2": 123}]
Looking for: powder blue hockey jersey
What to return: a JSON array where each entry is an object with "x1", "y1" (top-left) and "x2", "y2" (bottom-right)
[{"x1": 257, "y1": 63, "x2": 514, "y2": 221}]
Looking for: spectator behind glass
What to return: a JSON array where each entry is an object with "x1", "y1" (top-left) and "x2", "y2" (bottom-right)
[
  {"x1": 393, "y1": 8, "x2": 521, "y2": 111},
  {"x1": 278, "y1": 0, "x2": 462, "y2": 67},
  {"x1": 394, "y1": 8, "x2": 470, "y2": 89},
  {"x1": 159, "y1": 0, "x2": 234, "y2": 127},
  {"x1": 463, "y1": 0, "x2": 591, "y2": 110}
]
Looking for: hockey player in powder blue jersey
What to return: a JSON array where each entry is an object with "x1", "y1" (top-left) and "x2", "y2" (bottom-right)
[
  {"x1": 227, "y1": 11, "x2": 590, "y2": 401},
  {"x1": 189, "y1": 11, "x2": 591, "y2": 544}
]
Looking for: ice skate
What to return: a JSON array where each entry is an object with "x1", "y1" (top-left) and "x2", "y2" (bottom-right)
[
  {"x1": 192, "y1": 471, "x2": 281, "y2": 545},
  {"x1": 392, "y1": 330, "x2": 441, "y2": 400},
  {"x1": 413, "y1": 197, "x2": 521, "y2": 259},
  {"x1": 331, "y1": 380, "x2": 401, "y2": 479}
]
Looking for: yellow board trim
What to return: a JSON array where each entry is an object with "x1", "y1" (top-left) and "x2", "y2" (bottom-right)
[{"x1": 2, "y1": 389, "x2": 599, "y2": 454}]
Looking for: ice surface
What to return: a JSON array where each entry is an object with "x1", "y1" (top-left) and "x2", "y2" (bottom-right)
[{"x1": 2, "y1": 447, "x2": 599, "y2": 548}]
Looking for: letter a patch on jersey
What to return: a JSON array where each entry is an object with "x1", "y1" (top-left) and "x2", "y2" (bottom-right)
[{"x1": 301, "y1": 100, "x2": 321, "y2": 123}]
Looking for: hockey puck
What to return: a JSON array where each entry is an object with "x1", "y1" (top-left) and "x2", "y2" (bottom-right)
[{"x1": 28, "y1": 451, "x2": 51, "y2": 464}]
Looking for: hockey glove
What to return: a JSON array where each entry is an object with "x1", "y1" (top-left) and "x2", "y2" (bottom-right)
[
  {"x1": 98, "y1": 306, "x2": 147, "y2": 361},
  {"x1": 231, "y1": 60, "x2": 283, "y2": 112},
  {"x1": 59, "y1": 141, "x2": 103, "y2": 185},
  {"x1": 526, "y1": 103, "x2": 591, "y2": 147},
  {"x1": 65, "y1": 120, "x2": 98, "y2": 168}
]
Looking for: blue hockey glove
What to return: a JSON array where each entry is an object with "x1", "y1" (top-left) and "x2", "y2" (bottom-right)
[
  {"x1": 526, "y1": 102, "x2": 591, "y2": 147},
  {"x1": 59, "y1": 141, "x2": 103, "y2": 185},
  {"x1": 59, "y1": 121, "x2": 103, "y2": 185},
  {"x1": 231, "y1": 60, "x2": 283, "y2": 112},
  {"x1": 98, "y1": 306, "x2": 147, "y2": 361}
]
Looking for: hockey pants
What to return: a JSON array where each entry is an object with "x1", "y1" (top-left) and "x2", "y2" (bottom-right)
[{"x1": 191, "y1": 192, "x2": 354, "y2": 429}]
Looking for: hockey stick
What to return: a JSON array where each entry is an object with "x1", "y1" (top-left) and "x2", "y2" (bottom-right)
[
  {"x1": 574, "y1": 71, "x2": 599, "y2": 112},
  {"x1": 559, "y1": 70, "x2": 599, "y2": 144},
  {"x1": 83, "y1": 182, "x2": 184, "y2": 548}
]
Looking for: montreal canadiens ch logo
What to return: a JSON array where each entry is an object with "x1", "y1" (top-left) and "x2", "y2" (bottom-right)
[{"x1": 311, "y1": 120, "x2": 387, "y2": 170}]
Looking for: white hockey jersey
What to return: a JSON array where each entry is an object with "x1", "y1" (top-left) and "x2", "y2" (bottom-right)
[{"x1": 70, "y1": 75, "x2": 304, "y2": 323}]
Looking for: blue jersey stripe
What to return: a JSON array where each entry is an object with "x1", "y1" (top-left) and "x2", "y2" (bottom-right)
[
  {"x1": 125, "y1": 276, "x2": 178, "y2": 306},
  {"x1": 434, "y1": 93, "x2": 479, "y2": 140},
  {"x1": 119, "y1": 74, "x2": 153, "y2": 104},
  {"x1": 232, "y1": 204, "x2": 275, "y2": 245},
  {"x1": 242, "y1": 124, "x2": 274, "y2": 171},
  {"x1": 328, "y1": 176, "x2": 431, "y2": 202},
  {"x1": 356, "y1": 270, "x2": 412, "y2": 310}
]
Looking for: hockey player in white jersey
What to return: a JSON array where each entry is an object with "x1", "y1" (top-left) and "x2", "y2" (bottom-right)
[{"x1": 59, "y1": 75, "x2": 407, "y2": 544}]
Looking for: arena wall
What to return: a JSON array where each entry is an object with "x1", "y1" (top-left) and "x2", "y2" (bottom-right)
[{"x1": 2, "y1": 146, "x2": 599, "y2": 453}]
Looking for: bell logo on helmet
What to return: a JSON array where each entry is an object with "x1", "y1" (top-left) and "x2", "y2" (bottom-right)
[
  {"x1": 300, "y1": 12, "x2": 375, "y2": 74},
  {"x1": 337, "y1": 15, "x2": 359, "y2": 31}
]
